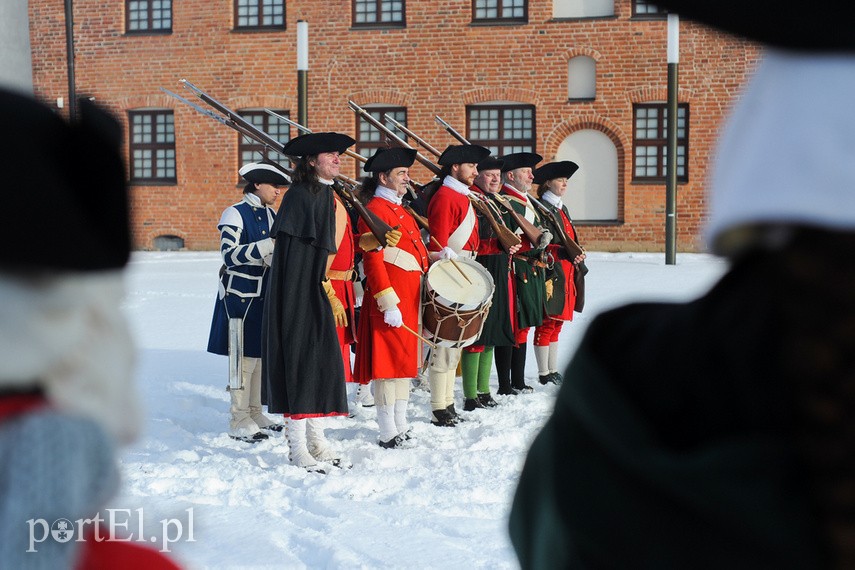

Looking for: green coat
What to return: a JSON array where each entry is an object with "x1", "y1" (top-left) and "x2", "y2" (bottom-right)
[{"x1": 509, "y1": 263, "x2": 827, "y2": 569}]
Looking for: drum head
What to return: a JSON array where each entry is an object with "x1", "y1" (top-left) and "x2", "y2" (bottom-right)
[{"x1": 426, "y1": 258, "x2": 494, "y2": 310}]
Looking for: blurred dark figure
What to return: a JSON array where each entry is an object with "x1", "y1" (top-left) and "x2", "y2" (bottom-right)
[{"x1": 509, "y1": 4, "x2": 855, "y2": 568}]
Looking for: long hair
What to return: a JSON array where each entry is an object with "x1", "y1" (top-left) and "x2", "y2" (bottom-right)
[
  {"x1": 291, "y1": 156, "x2": 326, "y2": 194},
  {"x1": 535, "y1": 180, "x2": 554, "y2": 199},
  {"x1": 359, "y1": 174, "x2": 381, "y2": 199}
]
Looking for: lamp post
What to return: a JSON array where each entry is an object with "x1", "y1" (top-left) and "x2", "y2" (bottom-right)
[
  {"x1": 64, "y1": 0, "x2": 77, "y2": 120},
  {"x1": 297, "y1": 20, "x2": 308, "y2": 128},
  {"x1": 665, "y1": 13, "x2": 679, "y2": 265}
]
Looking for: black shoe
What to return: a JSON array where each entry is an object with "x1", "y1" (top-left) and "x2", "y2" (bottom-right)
[
  {"x1": 539, "y1": 374, "x2": 552, "y2": 385},
  {"x1": 446, "y1": 404, "x2": 465, "y2": 423},
  {"x1": 431, "y1": 408, "x2": 456, "y2": 427},
  {"x1": 477, "y1": 393, "x2": 498, "y2": 407},
  {"x1": 379, "y1": 434, "x2": 407, "y2": 449},
  {"x1": 260, "y1": 423, "x2": 285, "y2": 432},
  {"x1": 513, "y1": 384, "x2": 534, "y2": 394},
  {"x1": 229, "y1": 431, "x2": 269, "y2": 443},
  {"x1": 463, "y1": 398, "x2": 485, "y2": 411},
  {"x1": 550, "y1": 372, "x2": 563, "y2": 386},
  {"x1": 497, "y1": 386, "x2": 520, "y2": 396}
]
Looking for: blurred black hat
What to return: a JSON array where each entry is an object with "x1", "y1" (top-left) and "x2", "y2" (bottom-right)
[
  {"x1": 0, "y1": 90, "x2": 130, "y2": 271},
  {"x1": 533, "y1": 161, "x2": 580, "y2": 185},
  {"x1": 652, "y1": 1, "x2": 855, "y2": 50},
  {"x1": 363, "y1": 147, "x2": 417, "y2": 173},
  {"x1": 239, "y1": 160, "x2": 291, "y2": 185},
  {"x1": 437, "y1": 144, "x2": 491, "y2": 166},
  {"x1": 282, "y1": 132, "x2": 355, "y2": 157},
  {"x1": 500, "y1": 152, "x2": 543, "y2": 172}
]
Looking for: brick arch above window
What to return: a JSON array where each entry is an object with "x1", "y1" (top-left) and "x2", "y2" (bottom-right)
[
  {"x1": 559, "y1": 46, "x2": 603, "y2": 63},
  {"x1": 346, "y1": 90, "x2": 410, "y2": 108},
  {"x1": 626, "y1": 86, "x2": 695, "y2": 105},
  {"x1": 231, "y1": 95, "x2": 296, "y2": 111},
  {"x1": 542, "y1": 114, "x2": 628, "y2": 160},
  {"x1": 461, "y1": 87, "x2": 541, "y2": 107},
  {"x1": 142, "y1": 228, "x2": 189, "y2": 251}
]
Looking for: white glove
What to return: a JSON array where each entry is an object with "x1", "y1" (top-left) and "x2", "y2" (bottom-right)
[
  {"x1": 383, "y1": 307, "x2": 403, "y2": 328},
  {"x1": 438, "y1": 246, "x2": 459, "y2": 261}
]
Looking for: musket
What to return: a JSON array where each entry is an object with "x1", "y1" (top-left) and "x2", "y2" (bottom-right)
[
  {"x1": 179, "y1": 79, "x2": 285, "y2": 152},
  {"x1": 528, "y1": 195, "x2": 585, "y2": 260},
  {"x1": 435, "y1": 115, "x2": 471, "y2": 145},
  {"x1": 264, "y1": 109, "x2": 368, "y2": 166},
  {"x1": 348, "y1": 101, "x2": 442, "y2": 176},
  {"x1": 383, "y1": 114, "x2": 442, "y2": 158},
  {"x1": 491, "y1": 192, "x2": 544, "y2": 247},
  {"x1": 330, "y1": 177, "x2": 401, "y2": 248},
  {"x1": 468, "y1": 192, "x2": 522, "y2": 254},
  {"x1": 162, "y1": 87, "x2": 279, "y2": 157},
  {"x1": 403, "y1": 202, "x2": 429, "y2": 232}
]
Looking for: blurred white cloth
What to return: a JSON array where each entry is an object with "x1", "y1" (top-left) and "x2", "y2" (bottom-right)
[{"x1": 707, "y1": 49, "x2": 855, "y2": 249}]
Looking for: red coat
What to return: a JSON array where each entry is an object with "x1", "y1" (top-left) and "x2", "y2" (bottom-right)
[
  {"x1": 427, "y1": 185, "x2": 479, "y2": 254},
  {"x1": 330, "y1": 197, "x2": 356, "y2": 381},
  {"x1": 354, "y1": 197, "x2": 429, "y2": 382},
  {"x1": 545, "y1": 205, "x2": 578, "y2": 321}
]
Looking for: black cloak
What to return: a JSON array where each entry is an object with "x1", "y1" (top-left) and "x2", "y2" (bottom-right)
[{"x1": 262, "y1": 181, "x2": 348, "y2": 419}]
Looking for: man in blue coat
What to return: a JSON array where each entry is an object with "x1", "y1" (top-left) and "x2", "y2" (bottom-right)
[{"x1": 208, "y1": 161, "x2": 289, "y2": 443}]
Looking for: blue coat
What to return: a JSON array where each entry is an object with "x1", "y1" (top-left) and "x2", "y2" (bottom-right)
[{"x1": 207, "y1": 195, "x2": 276, "y2": 358}]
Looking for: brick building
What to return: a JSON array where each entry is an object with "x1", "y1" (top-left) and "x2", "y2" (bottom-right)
[{"x1": 28, "y1": 0, "x2": 759, "y2": 252}]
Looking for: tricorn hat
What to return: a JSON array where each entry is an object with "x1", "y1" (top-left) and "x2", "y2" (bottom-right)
[
  {"x1": 533, "y1": 161, "x2": 580, "y2": 185},
  {"x1": 500, "y1": 152, "x2": 543, "y2": 172},
  {"x1": 363, "y1": 147, "x2": 417, "y2": 173},
  {"x1": 239, "y1": 160, "x2": 291, "y2": 185},
  {"x1": 1, "y1": 90, "x2": 130, "y2": 271},
  {"x1": 437, "y1": 144, "x2": 491, "y2": 167},
  {"x1": 282, "y1": 132, "x2": 355, "y2": 157},
  {"x1": 477, "y1": 156, "x2": 505, "y2": 172}
]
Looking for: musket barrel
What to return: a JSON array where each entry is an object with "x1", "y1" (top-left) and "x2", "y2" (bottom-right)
[
  {"x1": 383, "y1": 114, "x2": 442, "y2": 158},
  {"x1": 435, "y1": 115, "x2": 471, "y2": 145}
]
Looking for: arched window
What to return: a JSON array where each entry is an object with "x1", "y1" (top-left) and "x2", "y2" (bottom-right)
[
  {"x1": 568, "y1": 56, "x2": 596, "y2": 100},
  {"x1": 556, "y1": 130, "x2": 618, "y2": 221}
]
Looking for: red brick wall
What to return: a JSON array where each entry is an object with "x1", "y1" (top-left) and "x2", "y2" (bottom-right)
[{"x1": 28, "y1": 0, "x2": 760, "y2": 252}]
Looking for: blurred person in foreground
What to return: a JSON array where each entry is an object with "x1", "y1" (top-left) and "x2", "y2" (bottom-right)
[
  {"x1": 0, "y1": 90, "x2": 178, "y2": 568},
  {"x1": 510, "y1": 5, "x2": 855, "y2": 568}
]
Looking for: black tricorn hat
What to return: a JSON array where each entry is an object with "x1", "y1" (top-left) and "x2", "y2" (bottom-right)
[
  {"x1": 500, "y1": 152, "x2": 543, "y2": 172},
  {"x1": 1, "y1": 90, "x2": 130, "y2": 272},
  {"x1": 239, "y1": 160, "x2": 291, "y2": 185},
  {"x1": 282, "y1": 132, "x2": 355, "y2": 157},
  {"x1": 477, "y1": 156, "x2": 504, "y2": 172},
  {"x1": 651, "y1": 1, "x2": 855, "y2": 50},
  {"x1": 533, "y1": 161, "x2": 580, "y2": 185},
  {"x1": 363, "y1": 147, "x2": 417, "y2": 173},
  {"x1": 437, "y1": 144, "x2": 491, "y2": 167}
]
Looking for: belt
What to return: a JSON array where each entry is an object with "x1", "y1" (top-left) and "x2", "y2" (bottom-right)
[
  {"x1": 513, "y1": 255, "x2": 548, "y2": 269},
  {"x1": 327, "y1": 268, "x2": 356, "y2": 281}
]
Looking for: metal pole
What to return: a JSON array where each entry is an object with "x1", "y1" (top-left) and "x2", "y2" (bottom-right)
[
  {"x1": 64, "y1": 0, "x2": 77, "y2": 120},
  {"x1": 297, "y1": 20, "x2": 308, "y2": 128},
  {"x1": 665, "y1": 13, "x2": 679, "y2": 265}
]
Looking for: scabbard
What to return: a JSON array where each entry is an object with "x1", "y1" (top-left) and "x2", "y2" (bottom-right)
[{"x1": 228, "y1": 317, "x2": 244, "y2": 391}]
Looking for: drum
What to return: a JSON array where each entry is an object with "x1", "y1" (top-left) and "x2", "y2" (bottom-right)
[{"x1": 422, "y1": 258, "x2": 495, "y2": 348}]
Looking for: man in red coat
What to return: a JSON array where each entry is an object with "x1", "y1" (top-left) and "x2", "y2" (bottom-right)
[
  {"x1": 354, "y1": 148, "x2": 430, "y2": 447},
  {"x1": 426, "y1": 144, "x2": 491, "y2": 426}
]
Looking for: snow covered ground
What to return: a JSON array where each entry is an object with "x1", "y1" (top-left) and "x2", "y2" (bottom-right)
[{"x1": 112, "y1": 251, "x2": 729, "y2": 569}]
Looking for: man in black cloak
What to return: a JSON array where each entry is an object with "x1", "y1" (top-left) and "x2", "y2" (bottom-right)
[{"x1": 263, "y1": 131, "x2": 355, "y2": 470}]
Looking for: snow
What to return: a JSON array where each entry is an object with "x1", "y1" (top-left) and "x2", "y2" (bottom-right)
[{"x1": 113, "y1": 251, "x2": 729, "y2": 569}]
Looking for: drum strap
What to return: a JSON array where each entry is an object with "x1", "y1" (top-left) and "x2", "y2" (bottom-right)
[
  {"x1": 447, "y1": 204, "x2": 476, "y2": 253},
  {"x1": 383, "y1": 247, "x2": 424, "y2": 273}
]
